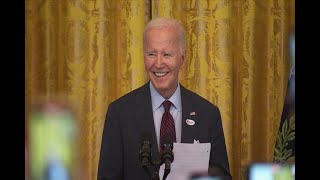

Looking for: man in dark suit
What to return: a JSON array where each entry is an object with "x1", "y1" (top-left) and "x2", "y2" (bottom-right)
[{"x1": 97, "y1": 17, "x2": 231, "y2": 180}]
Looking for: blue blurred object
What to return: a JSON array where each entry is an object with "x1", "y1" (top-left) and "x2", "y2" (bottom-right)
[{"x1": 45, "y1": 156, "x2": 69, "y2": 180}]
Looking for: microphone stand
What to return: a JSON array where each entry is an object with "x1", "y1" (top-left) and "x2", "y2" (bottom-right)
[
  {"x1": 140, "y1": 154, "x2": 162, "y2": 180},
  {"x1": 161, "y1": 143, "x2": 174, "y2": 180},
  {"x1": 139, "y1": 136, "x2": 174, "y2": 180},
  {"x1": 151, "y1": 159, "x2": 161, "y2": 180},
  {"x1": 148, "y1": 142, "x2": 174, "y2": 180},
  {"x1": 139, "y1": 139, "x2": 156, "y2": 180}
]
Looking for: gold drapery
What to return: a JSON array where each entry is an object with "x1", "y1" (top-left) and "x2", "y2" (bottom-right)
[{"x1": 25, "y1": 0, "x2": 295, "y2": 179}]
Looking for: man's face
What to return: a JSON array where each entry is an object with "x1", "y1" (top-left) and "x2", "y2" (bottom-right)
[{"x1": 144, "y1": 27, "x2": 185, "y2": 98}]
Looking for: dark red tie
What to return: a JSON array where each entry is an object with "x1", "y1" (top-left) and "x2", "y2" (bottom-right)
[{"x1": 160, "y1": 100, "x2": 176, "y2": 154}]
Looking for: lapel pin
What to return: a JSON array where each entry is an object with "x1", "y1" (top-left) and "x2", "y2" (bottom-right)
[
  {"x1": 186, "y1": 119, "x2": 195, "y2": 126},
  {"x1": 193, "y1": 139, "x2": 200, "y2": 144},
  {"x1": 190, "y1": 112, "x2": 196, "y2": 115}
]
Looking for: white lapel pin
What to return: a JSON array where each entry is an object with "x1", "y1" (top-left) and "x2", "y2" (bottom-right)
[
  {"x1": 193, "y1": 139, "x2": 200, "y2": 144},
  {"x1": 186, "y1": 119, "x2": 195, "y2": 126},
  {"x1": 190, "y1": 112, "x2": 196, "y2": 115}
]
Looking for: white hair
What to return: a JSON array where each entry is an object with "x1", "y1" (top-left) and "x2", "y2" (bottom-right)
[{"x1": 143, "y1": 17, "x2": 186, "y2": 54}]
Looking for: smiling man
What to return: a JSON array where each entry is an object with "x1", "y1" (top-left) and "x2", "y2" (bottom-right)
[
  {"x1": 98, "y1": 18, "x2": 231, "y2": 180},
  {"x1": 143, "y1": 20, "x2": 185, "y2": 99}
]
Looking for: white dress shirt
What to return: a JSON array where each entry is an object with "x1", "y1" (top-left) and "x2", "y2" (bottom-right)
[{"x1": 149, "y1": 82, "x2": 182, "y2": 149}]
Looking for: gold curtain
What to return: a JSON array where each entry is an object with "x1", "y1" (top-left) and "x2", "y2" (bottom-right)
[{"x1": 25, "y1": 0, "x2": 295, "y2": 179}]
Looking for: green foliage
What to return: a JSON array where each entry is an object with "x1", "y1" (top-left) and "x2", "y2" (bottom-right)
[{"x1": 274, "y1": 115, "x2": 295, "y2": 163}]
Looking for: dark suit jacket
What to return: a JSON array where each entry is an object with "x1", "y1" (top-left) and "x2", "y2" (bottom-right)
[{"x1": 98, "y1": 82, "x2": 231, "y2": 180}]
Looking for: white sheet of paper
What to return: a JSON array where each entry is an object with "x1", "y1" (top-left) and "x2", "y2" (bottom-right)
[{"x1": 159, "y1": 142, "x2": 211, "y2": 180}]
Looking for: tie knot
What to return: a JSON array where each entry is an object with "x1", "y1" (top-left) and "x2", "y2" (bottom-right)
[{"x1": 162, "y1": 100, "x2": 172, "y2": 112}]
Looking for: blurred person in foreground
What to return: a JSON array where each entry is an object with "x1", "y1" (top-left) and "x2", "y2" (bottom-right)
[
  {"x1": 27, "y1": 101, "x2": 78, "y2": 180},
  {"x1": 97, "y1": 17, "x2": 231, "y2": 180}
]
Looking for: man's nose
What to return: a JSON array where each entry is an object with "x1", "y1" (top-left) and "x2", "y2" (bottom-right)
[{"x1": 155, "y1": 55, "x2": 163, "y2": 67}]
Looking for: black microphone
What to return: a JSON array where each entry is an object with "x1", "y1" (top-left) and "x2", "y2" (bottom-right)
[
  {"x1": 139, "y1": 132, "x2": 154, "y2": 178},
  {"x1": 161, "y1": 135, "x2": 174, "y2": 180}
]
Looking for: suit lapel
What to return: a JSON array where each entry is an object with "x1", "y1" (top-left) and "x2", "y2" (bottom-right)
[
  {"x1": 180, "y1": 85, "x2": 198, "y2": 143},
  {"x1": 135, "y1": 82, "x2": 161, "y2": 161}
]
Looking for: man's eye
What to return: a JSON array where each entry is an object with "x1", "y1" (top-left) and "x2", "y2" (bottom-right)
[
  {"x1": 164, "y1": 53, "x2": 172, "y2": 57},
  {"x1": 148, "y1": 53, "x2": 156, "y2": 57}
]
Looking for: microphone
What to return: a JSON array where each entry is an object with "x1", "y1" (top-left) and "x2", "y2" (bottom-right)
[
  {"x1": 161, "y1": 135, "x2": 174, "y2": 180},
  {"x1": 139, "y1": 132, "x2": 154, "y2": 178}
]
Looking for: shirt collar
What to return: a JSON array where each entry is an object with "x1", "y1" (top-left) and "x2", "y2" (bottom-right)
[{"x1": 149, "y1": 82, "x2": 182, "y2": 112}]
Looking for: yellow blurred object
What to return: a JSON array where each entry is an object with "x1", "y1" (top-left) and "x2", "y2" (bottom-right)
[{"x1": 27, "y1": 102, "x2": 77, "y2": 180}]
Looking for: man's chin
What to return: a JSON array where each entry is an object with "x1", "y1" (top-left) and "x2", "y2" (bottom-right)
[
  {"x1": 154, "y1": 86, "x2": 167, "y2": 92},
  {"x1": 152, "y1": 83, "x2": 168, "y2": 93}
]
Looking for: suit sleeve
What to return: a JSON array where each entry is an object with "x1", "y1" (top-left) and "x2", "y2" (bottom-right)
[
  {"x1": 209, "y1": 107, "x2": 232, "y2": 180},
  {"x1": 97, "y1": 102, "x2": 123, "y2": 180}
]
